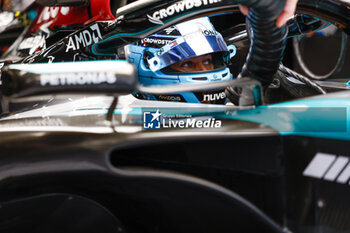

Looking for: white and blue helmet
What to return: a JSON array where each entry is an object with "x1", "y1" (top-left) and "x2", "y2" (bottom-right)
[{"x1": 126, "y1": 17, "x2": 236, "y2": 104}]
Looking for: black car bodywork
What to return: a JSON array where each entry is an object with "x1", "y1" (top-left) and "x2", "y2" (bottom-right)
[{"x1": 0, "y1": 0, "x2": 349, "y2": 233}]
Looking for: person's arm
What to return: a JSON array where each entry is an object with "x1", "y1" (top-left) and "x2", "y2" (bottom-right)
[{"x1": 239, "y1": 0, "x2": 298, "y2": 28}]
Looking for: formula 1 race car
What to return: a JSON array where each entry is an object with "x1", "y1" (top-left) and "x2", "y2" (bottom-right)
[{"x1": 0, "y1": 0, "x2": 349, "y2": 233}]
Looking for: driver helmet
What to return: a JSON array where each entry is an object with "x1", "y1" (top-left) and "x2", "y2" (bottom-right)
[{"x1": 125, "y1": 17, "x2": 236, "y2": 104}]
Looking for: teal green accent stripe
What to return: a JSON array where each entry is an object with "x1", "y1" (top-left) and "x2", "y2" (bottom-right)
[
  {"x1": 59, "y1": 97, "x2": 350, "y2": 141},
  {"x1": 217, "y1": 98, "x2": 350, "y2": 141}
]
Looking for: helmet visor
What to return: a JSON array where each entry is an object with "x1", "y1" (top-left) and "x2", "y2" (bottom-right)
[
  {"x1": 147, "y1": 30, "x2": 229, "y2": 72},
  {"x1": 162, "y1": 52, "x2": 226, "y2": 74}
]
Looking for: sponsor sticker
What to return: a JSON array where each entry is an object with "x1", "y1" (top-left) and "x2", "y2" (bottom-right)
[
  {"x1": 203, "y1": 91, "x2": 226, "y2": 102},
  {"x1": 40, "y1": 72, "x2": 117, "y2": 86},
  {"x1": 147, "y1": 0, "x2": 222, "y2": 25},
  {"x1": 303, "y1": 153, "x2": 350, "y2": 185},
  {"x1": 66, "y1": 24, "x2": 102, "y2": 52},
  {"x1": 37, "y1": 7, "x2": 70, "y2": 24},
  {"x1": 18, "y1": 35, "x2": 47, "y2": 55},
  {"x1": 141, "y1": 37, "x2": 173, "y2": 46}
]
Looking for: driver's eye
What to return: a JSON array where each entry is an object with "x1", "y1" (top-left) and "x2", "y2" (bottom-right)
[
  {"x1": 203, "y1": 59, "x2": 213, "y2": 66},
  {"x1": 182, "y1": 61, "x2": 194, "y2": 68}
]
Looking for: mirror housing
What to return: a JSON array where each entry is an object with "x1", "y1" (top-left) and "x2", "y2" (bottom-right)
[{"x1": 1, "y1": 60, "x2": 137, "y2": 98}]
